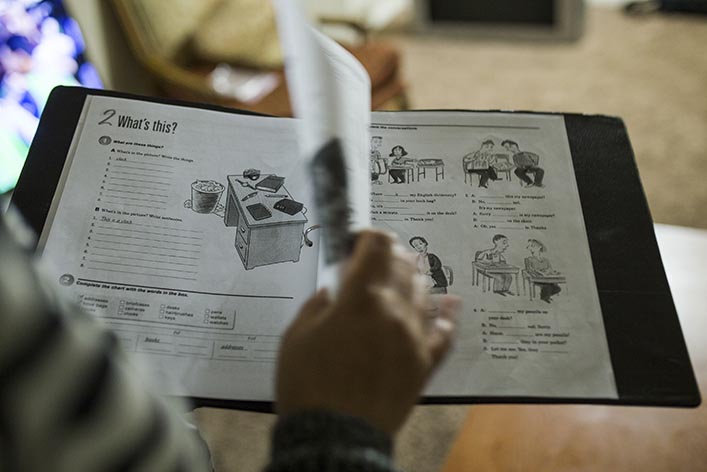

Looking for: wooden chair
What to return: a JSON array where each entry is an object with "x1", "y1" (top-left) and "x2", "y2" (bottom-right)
[{"x1": 110, "y1": 0, "x2": 408, "y2": 116}]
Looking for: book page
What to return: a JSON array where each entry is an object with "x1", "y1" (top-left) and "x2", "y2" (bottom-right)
[
  {"x1": 370, "y1": 111, "x2": 618, "y2": 398},
  {"x1": 274, "y1": 0, "x2": 372, "y2": 288},
  {"x1": 39, "y1": 95, "x2": 320, "y2": 401}
]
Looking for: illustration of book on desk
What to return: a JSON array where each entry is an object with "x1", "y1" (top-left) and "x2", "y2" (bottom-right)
[{"x1": 12, "y1": 86, "x2": 699, "y2": 410}]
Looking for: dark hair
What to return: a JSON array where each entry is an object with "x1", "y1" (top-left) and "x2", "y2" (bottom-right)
[
  {"x1": 389, "y1": 145, "x2": 408, "y2": 157},
  {"x1": 527, "y1": 238, "x2": 546, "y2": 252},
  {"x1": 492, "y1": 234, "x2": 508, "y2": 243},
  {"x1": 482, "y1": 139, "x2": 494, "y2": 146},
  {"x1": 409, "y1": 236, "x2": 428, "y2": 247},
  {"x1": 501, "y1": 140, "x2": 518, "y2": 148},
  {"x1": 372, "y1": 136, "x2": 382, "y2": 140}
]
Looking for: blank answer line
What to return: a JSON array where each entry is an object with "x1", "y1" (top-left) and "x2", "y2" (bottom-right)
[
  {"x1": 103, "y1": 194, "x2": 168, "y2": 204},
  {"x1": 106, "y1": 188, "x2": 169, "y2": 198},
  {"x1": 112, "y1": 164, "x2": 174, "y2": 174},
  {"x1": 92, "y1": 239, "x2": 200, "y2": 254},
  {"x1": 109, "y1": 176, "x2": 170, "y2": 186},
  {"x1": 140, "y1": 347, "x2": 173, "y2": 353},
  {"x1": 103, "y1": 201, "x2": 166, "y2": 210},
  {"x1": 111, "y1": 171, "x2": 171, "y2": 180},
  {"x1": 96, "y1": 226, "x2": 202, "y2": 240},
  {"x1": 92, "y1": 246, "x2": 199, "y2": 260},
  {"x1": 94, "y1": 232, "x2": 202, "y2": 246},
  {"x1": 88, "y1": 259, "x2": 198, "y2": 274},
  {"x1": 107, "y1": 182, "x2": 158, "y2": 191},
  {"x1": 123, "y1": 159, "x2": 174, "y2": 168},
  {"x1": 128, "y1": 222, "x2": 203, "y2": 234},
  {"x1": 91, "y1": 253, "x2": 198, "y2": 267},
  {"x1": 86, "y1": 266, "x2": 197, "y2": 281}
]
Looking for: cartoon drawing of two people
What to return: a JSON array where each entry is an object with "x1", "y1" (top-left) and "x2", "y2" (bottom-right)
[
  {"x1": 463, "y1": 139, "x2": 545, "y2": 188},
  {"x1": 370, "y1": 138, "x2": 410, "y2": 185},
  {"x1": 476, "y1": 235, "x2": 562, "y2": 302},
  {"x1": 409, "y1": 236, "x2": 448, "y2": 294}
]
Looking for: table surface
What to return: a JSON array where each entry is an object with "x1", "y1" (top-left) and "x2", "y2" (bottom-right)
[
  {"x1": 474, "y1": 262, "x2": 521, "y2": 273},
  {"x1": 226, "y1": 175, "x2": 307, "y2": 227},
  {"x1": 441, "y1": 224, "x2": 707, "y2": 472}
]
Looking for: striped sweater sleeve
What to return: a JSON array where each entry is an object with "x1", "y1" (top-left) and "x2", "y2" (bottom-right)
[{"x1": 0, "y1": 214, "x2": 212, "y2": 472}]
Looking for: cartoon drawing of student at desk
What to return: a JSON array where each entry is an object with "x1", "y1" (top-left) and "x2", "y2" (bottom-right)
[
  {"x1": 474, "y1": 234, "x2": 520, "y2": 296},
  {"x1": 524, "y1": 238, "x2": 564, "y2": 303},
  {"x1": 388, "y1": 145, "x2": 411, "y2": 184}
]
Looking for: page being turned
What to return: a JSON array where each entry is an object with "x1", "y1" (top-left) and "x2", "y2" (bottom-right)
[{"x1": 274, "y1": 0, "x2": 371, "y2": 289}]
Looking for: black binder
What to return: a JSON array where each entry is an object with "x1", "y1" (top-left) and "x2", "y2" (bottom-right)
[{"x1": 11, "y1": 86, "x2": 700, "y2": 410}]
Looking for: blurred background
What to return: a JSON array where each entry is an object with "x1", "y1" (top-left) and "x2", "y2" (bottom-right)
[
  {"x1": 1, "y1": 1, "x2": 706, "y2": 471},
  {"x1": 2, "y1": 0, "x2": 706, "y2": 231}
]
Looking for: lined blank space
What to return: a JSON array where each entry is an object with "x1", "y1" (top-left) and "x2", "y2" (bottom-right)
[
  {"x1": 108, "y1": 176, "x2": 170, "y2": 186},
  {"x1": 86, "y1": 266, "x2": 197, "y2": 281},
  {"x1": 96, "y1": 226, "x2": 202, "y2": 241},
  {"x1": 91, "y1": 253, "x2": 198, "y2": 267},
  {"x1": 112, "y1": 164, "x2": 174, "y2": 174},
  {"x1": 93, "y1": 246, "x2": 199, "y2": 260},
  {"x1": 121, "y1": 159, "x2": 174, "y2": 168},
  {"x1": 94, "y1": 231, "x2": 201, "y2": 246},
  {"x1": 102, "y1": 201, "x2": 166, "y2": 210},
  {"x1": 102, "y1": 194, "x2": 168, "y2": 204},
  {"x1": 111, "y1": 171, "x2": 171, "y2": 180},
  {"x1": 92, "y1": 239, "x2": 199, "y2": 253},
  {"x1": 88, "y1": 259, "x2": 198, "y2": 274},
  {"x1": 129, "y1": 222, "x2": 203, "y2": 234},
  {"x1": 106, "y1": 188, "x2": 170, "y2": 198}
]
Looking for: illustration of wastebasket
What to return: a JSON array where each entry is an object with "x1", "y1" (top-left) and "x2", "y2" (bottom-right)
[{"x1": 190, "y1": 180, "x2": 225, "y2": 213}]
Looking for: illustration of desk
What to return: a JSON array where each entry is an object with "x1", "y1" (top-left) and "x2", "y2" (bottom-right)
[
  {"x1": 224, "y1": 175, "x2": 308, "y2": 270},
  {"x1": 417, "y1": 159, "x2": 445, "y2": 181},
  {"x1": 522, "y1": 272, "x2": 567, "y2": 300},
  {"x1": 388, "y1": 164, "x2": 416, "y2": 183},
  {"x1": 472, "y1": 262, "x2": 521, "y2": 294}
]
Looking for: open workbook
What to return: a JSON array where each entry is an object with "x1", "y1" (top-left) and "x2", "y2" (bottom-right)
[{"x1": 11, "y1": 86, "x2": 699, "y2": 408}]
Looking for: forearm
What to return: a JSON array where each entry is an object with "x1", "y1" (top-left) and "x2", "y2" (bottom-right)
[{"x1": 0, "y1": 216, "x2": 212, "y2": 472}]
